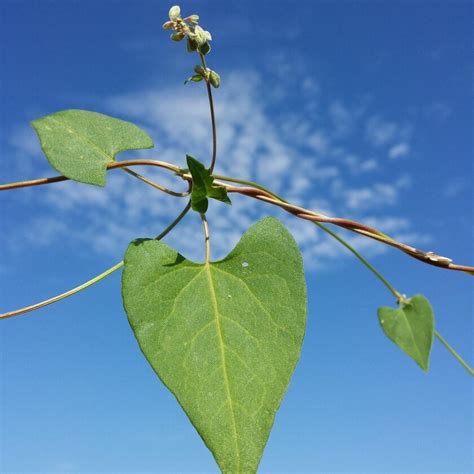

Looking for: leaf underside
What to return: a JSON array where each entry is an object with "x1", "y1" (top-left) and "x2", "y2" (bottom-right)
[
  {"x1": 378, "y1": 294, "x2": 434, "y2": 371},
  {"x1": 122, "y1": 217, "x2": 307, "y2": 473},
  {"x1": 31, "y1": 109, "x2": 154, "y2": 186}
]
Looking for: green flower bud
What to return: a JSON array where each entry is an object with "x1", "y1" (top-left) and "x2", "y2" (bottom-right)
[
  {"x1": 168, "y1": 5, "x2": 181, "y2": 21},
  {"x1": 171, "y1": 31, "x2": 185, "y2": 42},
  {"x1": 194, "y1": 64, "x2": 206, "y2": 75},
  {"x1": 209, "y1": 70, "x2": 220, "y2": 88}
]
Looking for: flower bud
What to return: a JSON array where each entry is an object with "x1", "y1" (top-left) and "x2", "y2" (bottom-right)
[
  {"x1": 209, "y1": 70, "x2": 220, "y2": 88},
  {"x1": 194, "y1": 64, "x2": 205, "y2": 75},
  {"x1": 171, "y1": 31, "x2": 185, "y2": 42},
  {"x1": 168, "y1": 5, "x2": 181, "y2": 21}
]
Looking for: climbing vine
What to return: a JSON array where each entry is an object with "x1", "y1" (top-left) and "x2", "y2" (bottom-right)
[{"x1": 1, "y1": 5, "x2": 472, "y2": 473}]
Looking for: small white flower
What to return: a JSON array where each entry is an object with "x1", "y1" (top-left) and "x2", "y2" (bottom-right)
[
  {"x1": 193, "y1": 25, "x2": 212, "y2": 45},
  {"x1": 168, "y1": 5, "x2": 181, "y2": 21}
]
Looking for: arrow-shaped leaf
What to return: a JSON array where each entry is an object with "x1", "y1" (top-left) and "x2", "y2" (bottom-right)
[
  {"x1": 122, "y1": 217, "x2": 306, "y2": 473},
  {"x1": 31, "y1": 109, "x2": 154, "y2": 186},
  {"x1": 186, "y1": 155, "x2": 231, "y2": 213},
  {"x1": 378, "y1": 294, "x2": 434, "y2": 371}
]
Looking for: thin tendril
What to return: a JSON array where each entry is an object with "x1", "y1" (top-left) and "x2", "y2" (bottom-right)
[{"x1": 0, "y1": 201, "x2": 191, "y2": 320}]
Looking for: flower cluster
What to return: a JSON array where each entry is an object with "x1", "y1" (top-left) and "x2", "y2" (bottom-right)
[
  {"x1": 163, "y1": 5, "x2": 212, "y2": 55},
  {"x1": 163, "y1": 5, "x2": 219, "y2": 88}
]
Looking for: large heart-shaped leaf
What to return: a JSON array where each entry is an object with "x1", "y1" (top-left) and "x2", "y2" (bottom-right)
[
  {"x1": 378, "y1": 294, "x2": 434, "y2": 371},
  {"x1": 31, "y1": 109, "x2": 154, "y2": 186},
  {"x1": 122, "y1": 217, "x2": 306, "y2": 473}
]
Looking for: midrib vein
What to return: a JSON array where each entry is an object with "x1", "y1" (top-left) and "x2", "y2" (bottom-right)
[{"x1": 205, "y1": 264, "x2": 240, "y2": 469}]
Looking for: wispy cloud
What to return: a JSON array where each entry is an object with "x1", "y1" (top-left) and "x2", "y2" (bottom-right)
[
  {"x1": 366, "y1": 115, "x2": 412, "y2": 148},
  {"x1": 5, "y1": 68, "x2": 427, "y2": 270},
  {"x1": 388, "y1": 142, "x2": 411, "y2": 159},
  {"x1": 343, "y1": 176, "x2": 411, "y2": 211}
]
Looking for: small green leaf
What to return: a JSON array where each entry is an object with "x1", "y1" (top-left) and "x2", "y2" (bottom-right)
[
  {"x1": 122, "y1": 217, "x2": 307, "y2": 473},
  {"x1": 378, "y1": 294, "x2": 435, "y2": 371},
  {"x1": 198, "y1": 41, "x2": 211, "y2": 55},
  {"x1": 209, "y1": 70, "x2": 221, "y2": 88},
  {"x1": 184, "y1": 74, "x2": 204, "y2": 84},
  {"x1": 31, "y1": 109, "x2": 154, "y2": 186},
  {"x1": 186, "y1": 155, "x2": 231, "y2": 213}
]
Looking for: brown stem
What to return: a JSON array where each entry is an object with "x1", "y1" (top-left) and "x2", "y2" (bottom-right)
[
  {"x1": 218, "y1": 182, "x2": 474, "y2": 275},
  {"x1": 0, "y1": 159, "x2": 184, "y2": 192},
  {"x1": 3, "y1": 164, "x2": 473, "y2": 274}
]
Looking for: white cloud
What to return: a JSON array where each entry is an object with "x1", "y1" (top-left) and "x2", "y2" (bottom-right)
[
  {"x1": 343, "y1": 176, "x2": 411, "y2": 211},
  {"x1": 329, "y1": 101, "x2": 355, "y2": 138},
  {"x1": 388, "y1": 142, "x2": 410, "y2": 159},
  {"x1": 306, "y1": 130, "x2": 329, "y2": 154},
  {"x1": 366, "y1": 115, "x2": 413, "y2": 151},
  {"x1": 5, "y1": 69, "x2": 426, "y2": 270},
  {"x1": 6, "y1": 125, "x2": 52, "y2": 178},
  {"x1": 366, "y1": 115, "x2": 398, "y2": 146}
]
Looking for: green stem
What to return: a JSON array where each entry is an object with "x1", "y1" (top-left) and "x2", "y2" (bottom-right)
[
  {"x1": 0, "y1": 201, "x2": 191, "y2": 320},
  {"x1": 201, "y1": 212, "x2": 211, "y2": 263},
  {"x1": 313, "y1": 222, "x2": 402, "y2": 301},
  {"x1": 122, "y1": 167, "x2": 189, "y2": 197},
  {"x1": 155, "y1": 201, "x2": 191, "y2": 240},
  {"x1": 0, "y1": 261, "x2": 124, "y2": 320},
  {"x1": 199, "y1": 52, "x2": 217, "y2": 172},
  {"x1": 215, "y1": 174, "x2": 474, "y2": 373},
  {"x1": 434, "y1": 330, "x2": 474, "y2": 376}
]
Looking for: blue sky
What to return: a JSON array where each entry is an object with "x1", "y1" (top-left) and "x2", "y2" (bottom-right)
[{"x1": 0, "y1": 1, "x2": 472, "y2": 472}]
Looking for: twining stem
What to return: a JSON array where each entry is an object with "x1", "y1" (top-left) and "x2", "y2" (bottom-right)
[
  {"x1": 211, "y1": 178, "x2": 474, "y2": 275},
  {"x1": 199, "y1": 52, "x2": 217, "y2": 172},
  {"x1": 0, "y1": 159, "x2": 184, "y2": 192},
  {"x1": 0, "y1": 201, "x2": 191, "y2": 320},
  {"x1": 434, "y1": 331, "x2": 474, "y2": 376},
  {"x1": 2, "y1": 164, "x2": 473, "y2": 274},
  {"x1": 213, "y1": 175, "x2": 474, "y2": 374},
  {"x1": 214, "y1": 175, "x2": 400, "y2": 299},
  {"x1": 200, "y1": 213, "x2": 211, "y2": 263}
]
